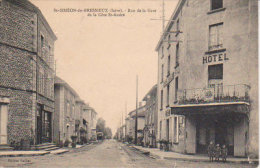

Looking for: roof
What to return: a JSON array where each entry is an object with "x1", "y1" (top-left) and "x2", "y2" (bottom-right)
[
  {"x1": 76, "y1": 97, "x2": 85, "y2": 104},
  {"x1": 128, "y1": 105, "x2": 146, "y2": 117},
  {"x1": 155, "y1": 0, "x2": 185, "y2": 51},
  {"x1": 8, "y1": 0, "x2": 57, "y2": 40},
  {"x1": 83, "y1": 105, "x2": 98, "y2": 114},
  {"x1": 55, "y1": 76, "x2": 80, "y2": 98},
  {"x1": 142, "y1": 84, "x2": 157, "y2": 101}
]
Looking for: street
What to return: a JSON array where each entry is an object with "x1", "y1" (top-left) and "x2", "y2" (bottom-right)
[{"x1": 0, "y1": 140, "x2": 257, "y2": 168}]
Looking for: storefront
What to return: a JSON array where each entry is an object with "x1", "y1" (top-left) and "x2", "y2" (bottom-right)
[{"x1": 172, "y1": 102, "x2": 249, "y2": 157}]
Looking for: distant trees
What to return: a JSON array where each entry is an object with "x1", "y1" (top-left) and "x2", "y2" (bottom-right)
[{"x1": 96, "y1": 118, "x2": 112, "y2": 139}]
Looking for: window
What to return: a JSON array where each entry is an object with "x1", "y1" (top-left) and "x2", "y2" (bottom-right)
[
  {"x1": 208, "y1": 64, "x2": 223, "y2": 80},
  {"x1": 160, "y1": 121, "x2": 162, "y2": 139},
  {"x1": 161, "y1": 46, "x2": 164, "y2": 58},
  {"x1": 72, "y1": 105, "x2": 75, "y2": 118},
  {"x1": 175, "y1": 43, "x2": 179, "y2": 67},
  {"x1": 48, "y1": 45, "x2": 52, "y2": 63},
  {"x1": 176, "y1": 19, "x2": 180, "y2": 32},
  {"x1": 168, "y1": 34, "x2": 171, "y2": 42},
  {"x1": 167, "y1": 55, "x2": 171, "y2": 76},
  {"x1": 66, "y1": 102, "x2": 70, "y2": 117},
  {"x1": 41, "y1": 35, "x2": 44, "y2": 48},
  {"x1": 47, "y1": 73, "x2": 53, "y2": 98},
  {"x1": 175, "y1": 77, "x2": 178, "y2": 101},
  {"x1": 173, "y1": 116, "x2": 179, "y2": 143},
  {"x1": 211, "y1": 0, "x2": 223, "y2": 10},
  {"x1": 161, "y1": 64, "x2": 164, "y2": 82},
  {"x1": 167, "y1": 85, "x2": 170, "y2": 106},
  {"x1": 167, "y1": 35, "x2": 171, "y2": 49},
  {"x1": 209, "y1": 23, "x2": 223, "y2": 51},
  {"x1": 160, "y1": 90, "x2": 163, "y2": 110},
  {"x1": 38, "y1": 67, "x2": 45, "y2": 94}
]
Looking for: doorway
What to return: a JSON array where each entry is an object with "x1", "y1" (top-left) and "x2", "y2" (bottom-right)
[
  {"x1": 0, "y1": 105, "x2": 8, "y2": 145},
  {"x1": 36, "y1": 104, "x2": 52, "y2": 144},
  {"x1": 196, "y1": 115, "x2": 234, "y2": 155},
  {"x1": 36, "y1": 104, "x2": 43, "y2": 144},
  {"x1": 166, "y1": 119, "x2": 170, "y2": 141}
]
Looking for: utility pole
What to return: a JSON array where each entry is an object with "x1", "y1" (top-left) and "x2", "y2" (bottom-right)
[
  {"x1": 162, "y1": 0, "x2": 165, "y2": 32},
  {"x1": 135, "y1": 75, "x2": 138, "y2": 145},
  {"x1": 125, "y1": 101, "x2": 127, "y2": 141},
  {"x1": 121, "y1": 108, "x2": 123, "y2": 141}
]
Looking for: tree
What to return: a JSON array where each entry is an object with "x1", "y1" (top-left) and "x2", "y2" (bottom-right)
[
  {"x1": 96, "y1": 118, "x2": 112, "y2": 139},
  {"x1": 96, "y1": 118, "x2": 106, "y2": 133},
  {"x1": 104, "y1": 127, "x2": 112, "y2": 139}
]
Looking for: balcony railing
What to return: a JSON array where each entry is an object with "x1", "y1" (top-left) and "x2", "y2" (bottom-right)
[{"x1": 177, "y1": 84, "x2": 250, "y2": 105}]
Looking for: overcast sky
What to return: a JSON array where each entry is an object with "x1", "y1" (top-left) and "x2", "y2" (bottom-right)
[{"x1": 30, "y1": 0, "x2": 178, "y2": 134}]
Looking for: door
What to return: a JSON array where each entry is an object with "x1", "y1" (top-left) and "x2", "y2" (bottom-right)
[
  {"x1": 43, "y1": 112, "x2": 52, "y2": 143},
  {"x1": 185, "y1": 116, "x2": 196, "y2": 154},
  {"x1": 36, "y1": 105, "x2": 43, "y2": 144},
  {"x1": 0, "y1": 105, "x2": 8, "y2": 144},
  {"x1": 166, "y1": 119, "x2": 170, "y2": 141},
  {"x1": 215, "y1": 118, "x2": 234, "y2": 155}
]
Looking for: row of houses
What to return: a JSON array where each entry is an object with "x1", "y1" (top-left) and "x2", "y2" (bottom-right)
[
  {"x1": 0, "y1": 0, "x2": 97, "y2": 149},
  {"x1": 117, "y1": 0, "x2": 258, "y2": 158}
]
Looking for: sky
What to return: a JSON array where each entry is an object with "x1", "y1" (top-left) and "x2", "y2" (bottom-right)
[{"x1": 30, "y1": 0, "x2": 178, "y2": 134}]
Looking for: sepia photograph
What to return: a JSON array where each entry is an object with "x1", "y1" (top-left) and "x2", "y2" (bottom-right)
[{"x1": 0, "y1": 0, "x2": 258, "y2": 167}]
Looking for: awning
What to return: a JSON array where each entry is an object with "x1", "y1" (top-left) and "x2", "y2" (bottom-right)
[{"x1": 171, "y1": 102, "x2": 250, "y2": 116}]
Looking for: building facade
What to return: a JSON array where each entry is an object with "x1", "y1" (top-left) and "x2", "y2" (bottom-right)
[
  {"x1": 143, "y1": 85, "x2": 158, "y2": 148},
  {"x1": 156, "y1": 0, "x2": 258, "y2": 157},
  {"x1": 75, "y1": 98, "x2": 86, "y2": 143},
  {"x1": 0, "y1": 0, "x2": 56, "y2": 146},
  {"x1": 126, "y1": 105, "x2": 146, "y2": 144},
  {"x1": 54, "y1": 76, "x2": 80, "y2": 143},
  {"x1": 82, "y1": 105, "x2": 97, "y2": 141}
]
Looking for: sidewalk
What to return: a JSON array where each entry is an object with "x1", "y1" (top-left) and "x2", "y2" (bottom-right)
[
  {"x1": 0, "y1": 150, "x2": 50, "y2": 157},
  {"x1": 130, "y1": 145, "x2": 259, "y2": 164}
]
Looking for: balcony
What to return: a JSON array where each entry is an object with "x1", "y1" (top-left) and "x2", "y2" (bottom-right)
[{"x1": 177, "y1": 84, "x2": 249, "y2": 105}]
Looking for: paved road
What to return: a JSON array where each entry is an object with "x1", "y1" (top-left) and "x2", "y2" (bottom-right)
[{"x1": 0, "y1": 140, "x2": 257, "y2": 168}]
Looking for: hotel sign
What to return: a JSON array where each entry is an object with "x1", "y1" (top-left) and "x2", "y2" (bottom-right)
[{"x1": 203, "y1": 52, "x2": 229, "y2": 64}]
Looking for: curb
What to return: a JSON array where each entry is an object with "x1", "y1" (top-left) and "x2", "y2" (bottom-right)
[
  {"x1": 163, "y1": 156, "x2": 259, "y2": 165},
  {"x1": 131, "y1": 146, "x2": 259, "y2": 165},
  {"x1": 0, "y1": 151, "x2": 50, "y2": 158},
  {"x1": 51, "y1": 149, "x2": 69, "y2": 155}
]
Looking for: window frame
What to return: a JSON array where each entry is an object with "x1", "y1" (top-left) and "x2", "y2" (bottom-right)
[
  {"x1": 40, "y1": 34, "x2": 44, "y2": 49},
  {"x1": 209, "y1": 23, "x2": 224, "y2": 51},
  {"x1": 175, "y1": 43, "x2": 180, "y2": 68},
  {"x1": 161, "y1": 64, "x2": 164, "y2": 83},
  {"x1": 210, "y1": 0, "x2": 223, "y2": 11},
  {"x1": 173, "y1": 116, "x2": 179, "y2": 143},
  {"x1": 175, "y1": 77, "x2": 179, "y2": 101},
  {"x1": 161, "y1": 46, "x2": 164, "y2": 58},
  {"x1": 167, "y1": 55, "x2": 171, "y2": 76},
  {"x1": 166, "y1": 84, "x2": 170, "y2": 106},
  {"x1": 160, "y1": 90, "x2": 163, "y2": 110},
  {"x1": 208, "y1": 64, "x2": 223, "y2": 80}
]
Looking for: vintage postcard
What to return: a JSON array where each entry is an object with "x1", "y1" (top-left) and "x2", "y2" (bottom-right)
[{"x1": 0, "y1": 0, "x2": 258, "y2": 167}]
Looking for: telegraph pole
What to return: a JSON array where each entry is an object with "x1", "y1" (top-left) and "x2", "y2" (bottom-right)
[
  {"x1": 121, "y1": 108, "x2": 123, "y2": 141},
  {"x1": 162, "y1": 0, "x2": 165, "y2": 31},
  {"x1": 135, "y1": 75, "x2": 138, "y2": 144}
]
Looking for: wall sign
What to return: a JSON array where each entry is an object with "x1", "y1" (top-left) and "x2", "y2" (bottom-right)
[
  {"x1": 163, "y1": 72, "x2": 174, "y2": 87},
  {"x1": 203, "y1": 52, "x2": 229, "y2": 64}
]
